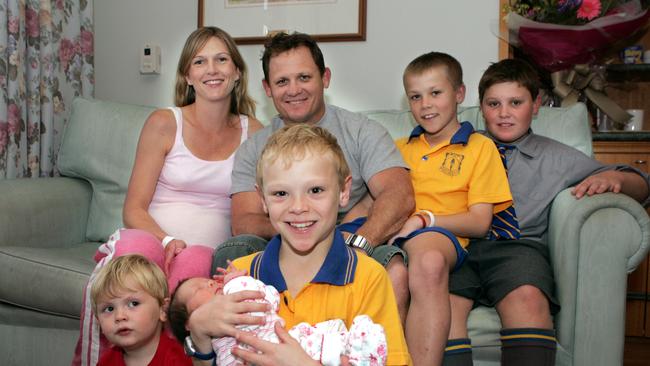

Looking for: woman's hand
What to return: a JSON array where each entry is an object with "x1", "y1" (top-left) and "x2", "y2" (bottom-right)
[
  {"x1": 232, "y1": 322, "x2": 320, "y2": 366},
  {"x1": 163, "y1": 239, "x2": 187, "y2": 274}
]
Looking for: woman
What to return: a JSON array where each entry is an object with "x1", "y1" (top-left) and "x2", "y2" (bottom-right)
[{"x1": 73, "y1": 27, "x2": 263, "y2": 366}]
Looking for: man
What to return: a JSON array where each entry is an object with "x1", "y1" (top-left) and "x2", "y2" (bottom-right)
[{"x1": 213, "y1": 32, "x2": 414, "y2": 320}]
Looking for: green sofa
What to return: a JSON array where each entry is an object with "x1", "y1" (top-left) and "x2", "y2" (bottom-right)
[{"x1": 0, "y1": 98, "x2": 647, "y2": 365}]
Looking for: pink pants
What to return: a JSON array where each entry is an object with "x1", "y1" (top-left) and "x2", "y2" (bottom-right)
[{"x1": 71, "y1": 228, "x2": 214, "y2": 366}]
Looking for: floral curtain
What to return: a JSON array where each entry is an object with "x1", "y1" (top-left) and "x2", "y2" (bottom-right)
[{"x1": 0, "y1": 0, "x2": 94, "y2": 178}]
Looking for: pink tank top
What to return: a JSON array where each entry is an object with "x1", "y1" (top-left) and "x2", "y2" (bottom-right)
[{"x1": 147, "y1": 107, "x2": 249, "y2": 248}]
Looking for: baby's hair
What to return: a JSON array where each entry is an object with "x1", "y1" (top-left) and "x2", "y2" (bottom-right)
[
  {"x1": 403, "y1": 51, "x2": 464, "y2": 90},
  {"x1": 168, "y1": 278, "x2": 192, "y2": 343},
  {"x1": 478, "y1": 58, "x2": 540, "y2": 102},
  {"x1": 90, "y1": 254, "x2": 168, "y2": 314},
  {"x1": 256, "y1": 124, "x2": 351, "y2": 189}
]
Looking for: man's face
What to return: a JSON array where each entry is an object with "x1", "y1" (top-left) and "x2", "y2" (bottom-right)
[
  {"x1": 481, "y1": 81, "x2": 540, "y2": 143},
  {"x1": 262, "y1": 46, "x2": 331, "y2": 125}
]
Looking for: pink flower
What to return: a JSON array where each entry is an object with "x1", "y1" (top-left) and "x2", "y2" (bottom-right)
[
  {"x1": 80, "y1": 30, "x2": 93, "y2": 56},
  {"x1": 59, "y1": 38, "x2": 76, "y2": 70},
  {"x1": 8, "y1": 17, "x2": 19, "y2": 34},
  {"x1": 25, "y1": 7, "x2": 39, "y2": 38},
  {"x1": 577, "y1": 0, "x2": 602, "y2": 20},
  {"x1": 7, "y1": 104, "x2": 21, "y2": 135}
]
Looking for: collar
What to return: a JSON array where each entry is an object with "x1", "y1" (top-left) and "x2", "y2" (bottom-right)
[
  {"x1": 249, "y1": 229, "x2": 357, "y2": 292},
  {"x1": 408, "y1": 121, "x2": 475, "y2": 145},
  {"x1": 483, "y1": 129, "x2": 540, "y2": 159}
]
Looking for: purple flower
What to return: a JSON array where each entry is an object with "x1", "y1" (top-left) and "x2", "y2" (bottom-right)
[
  {"x1": 7, "y1": 104, "x2": 21, "y2": 135},
  {"x1": 558, "y1": 0, "x2": 582, "y2": 13}
]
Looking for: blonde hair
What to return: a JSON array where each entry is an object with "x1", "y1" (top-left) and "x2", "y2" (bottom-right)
[
  {"x1": 256, "y1": 125, "x2": 350, "y2": 189},
  {"x1": 90, "y1": 255, "x2": 168, "y2": 314},
  {"x1": 174, "y1": 26, "x2": 256, "y2": 117}
]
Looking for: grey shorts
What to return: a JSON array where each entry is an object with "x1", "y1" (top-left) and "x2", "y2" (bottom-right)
[
  {"x1": 449, "y1": 238, "x2": 560, "y2": 315},
  {"x1": 212, "y1": 228, "x2": 408, "y2": 275}
]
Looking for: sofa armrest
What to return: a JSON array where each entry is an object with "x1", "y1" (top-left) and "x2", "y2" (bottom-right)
[
  {"x1": 548, "y1": 189, "x2": 650, "y2": 366},
  {"x1": 0, "y1": 177, "x2": 93, "y2": 248}
]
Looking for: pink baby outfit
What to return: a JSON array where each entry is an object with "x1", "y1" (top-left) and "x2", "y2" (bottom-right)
[
  {"x1": 212, "y1": 277, "x2": 387, "y2": 366},
  {"x1": 73, "y1": 110, "x2": 250, "y2": 366},
  {"x1": 289, "y1": 315, "x2": 388, "y2": 366},
  {"x1": 212, "y1": 276, "x2": 283, "y2": 366}
]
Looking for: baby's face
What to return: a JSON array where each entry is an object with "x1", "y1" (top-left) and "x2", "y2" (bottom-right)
[{"x1": 175, "y1": 278, "x2": 222, "y2": 314}]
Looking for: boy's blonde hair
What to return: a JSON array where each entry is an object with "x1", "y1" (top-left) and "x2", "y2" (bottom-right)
[
  {"x1": 256, "y1": 124, "x2": 350, "y2": 189},
  {"x1": 403, "y1": 51, "x2": 464, "y2": 90},
  {"x1": 90, "y1": 254, "x2": 168, "y2": 313}
]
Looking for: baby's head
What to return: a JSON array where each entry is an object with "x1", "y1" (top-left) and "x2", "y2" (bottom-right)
[{"x1": 168, "y1": 269, "x2": 247, "y2": 341}]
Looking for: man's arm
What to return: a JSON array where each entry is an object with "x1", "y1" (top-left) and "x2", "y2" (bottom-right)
[
  {"x1": 231, "y1": 191, "x2": 277, "y2": 239},
  {"x1": 355, "y1": 167, "x2": 415, "y2": 246},
  {"x1": 572, "y1": 170, "x2": 650, "y2": 203}
]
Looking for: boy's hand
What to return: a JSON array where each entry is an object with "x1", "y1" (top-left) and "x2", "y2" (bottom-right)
[
  {"x1": 163, "y1": 239, "x2": 187, "y2": 274},
  {"x1": 572, "y1": 170, "x2": 624, "y2": 199},
  {"x1": 187, "y1": 290, "x2": 268, "y2": 340},
  {"x1": 388, "y1": 215, "x2": 424, "y2": 245},
  {"x1": 232, "y1": 322, "x2": 320, "y2": 366}
]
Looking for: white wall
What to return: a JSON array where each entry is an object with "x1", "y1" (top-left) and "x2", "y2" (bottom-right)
[{"x1": 95, "y1": 0, "x2": 501, "y2": 122}]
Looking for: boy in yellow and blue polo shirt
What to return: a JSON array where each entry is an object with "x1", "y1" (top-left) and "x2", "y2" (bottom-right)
[
  {"x1": 230, "y1": 125, "x2": 410, "y2": 365},
  {"x1": 390, "y1": 52, "x2": 513, "y2": 366}
]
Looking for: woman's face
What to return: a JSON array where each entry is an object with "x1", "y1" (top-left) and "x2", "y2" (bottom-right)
[{"x1": 185, "y1": 37, "x2": 240, "y2": 103}]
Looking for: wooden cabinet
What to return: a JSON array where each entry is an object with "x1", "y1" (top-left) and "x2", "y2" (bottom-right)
[{"x1": 593, "y1": 140, "x2": 650, "y2": 337}]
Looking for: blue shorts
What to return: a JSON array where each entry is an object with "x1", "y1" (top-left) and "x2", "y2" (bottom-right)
[{"x1": 392, "y1": 226, "x2": 467, "y2": 272}]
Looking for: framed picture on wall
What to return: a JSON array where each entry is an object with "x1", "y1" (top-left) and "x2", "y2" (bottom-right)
[{"x1": 198, "y1": 0, "x2": 366, "y2": 44}]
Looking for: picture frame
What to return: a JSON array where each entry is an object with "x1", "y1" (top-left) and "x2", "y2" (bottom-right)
[{"x1": 198, "y1": 0, "x2": 366, "y2": 44}]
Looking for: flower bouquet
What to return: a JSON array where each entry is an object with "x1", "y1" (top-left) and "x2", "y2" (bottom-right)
[
  {"x1": 505, "y1": 0, "x2": 650, "y2": 71},
  {"x1": 504, "y1": 0, "x2": 650, "y2": 124}
]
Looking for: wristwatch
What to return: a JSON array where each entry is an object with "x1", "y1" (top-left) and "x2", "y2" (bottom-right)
[
  {"x1": 184, "y1": 336, "x2": 216, "y2": 360},
  {"x1": 345, "y1": 234, "x2": 374, "y2": 256}
]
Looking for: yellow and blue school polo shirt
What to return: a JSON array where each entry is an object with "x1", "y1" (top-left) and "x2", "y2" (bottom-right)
[
  {"x1": 232, "y1": 229, "x2": 411, "y2": 366},
  {"x1": 395, "y1": 122, "x2": 513, "y2": 247}
]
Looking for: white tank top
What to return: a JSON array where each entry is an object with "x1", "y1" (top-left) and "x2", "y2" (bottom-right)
[{"x1": 148, "y1": 107, "x2": 249, "y2": 248}]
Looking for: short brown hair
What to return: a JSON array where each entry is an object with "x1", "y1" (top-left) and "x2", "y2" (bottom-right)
[
  {"x1": 90, "y1": 255, "x2": 168, "y2": 314},
  {"x1": 256, "y1": 125, "x2": 350, "y2": 189},
  {"x1": 403, "y1": 52, "x2": 464, "y2": 90},
  {"x1": 478, "y1": 59, "x2": 540, "y2": 102},
  {"x1": 261, "y1": 32, "x2": 326, "y2": 83}
]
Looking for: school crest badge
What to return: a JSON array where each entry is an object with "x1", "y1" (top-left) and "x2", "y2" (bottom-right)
[{"x1": 439, "y1": 152, "x2": 464, "y2": 176}]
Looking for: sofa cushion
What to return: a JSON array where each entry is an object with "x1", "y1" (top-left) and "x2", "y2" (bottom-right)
[
  {"x1": 362, "y1": 102, "x2": 592, "y2": 156},
  {"x1": 0, "y1": 243, "x2": 99, "y2": 319},
  {"x1": 58, "y1": 98, "x2": 156, "y2": 242}
]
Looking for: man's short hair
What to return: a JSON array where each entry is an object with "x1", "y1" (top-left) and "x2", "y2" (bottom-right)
[
  {"x1": 478, "y1": 58, "x2": 540, "y2": 102},
  {"x1": 261, "y1": 32, "x2": 326, "y2": 82},
  {"x1": 256, "y1": 124, "x2": 350, "y2": 189},
  {"x1": 90, "y1": 254, "x2": 168, "y2": 314},
  {"x1": 403, "y1": 51, "x2": 464, "y2": 90}
]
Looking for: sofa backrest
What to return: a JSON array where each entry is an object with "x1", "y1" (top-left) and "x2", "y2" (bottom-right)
[
  {"x1": 58, "y1": 98, "x2": 155, "y2": 242},
  {"x1": 362, "y1": 102, "x2": 593, "y2": 156}
]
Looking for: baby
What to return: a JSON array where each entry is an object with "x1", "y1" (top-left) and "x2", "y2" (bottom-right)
[{"x1": 169, "y1": 270, "x2": 387, "y2": 366}]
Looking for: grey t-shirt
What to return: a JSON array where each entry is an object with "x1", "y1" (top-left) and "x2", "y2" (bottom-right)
[
  {"x1": 231, "y1": 104, "x2": 408, "y2": 219},
  {"x1": 485, "y1": 131, "x2": 650, "y2": 243}
]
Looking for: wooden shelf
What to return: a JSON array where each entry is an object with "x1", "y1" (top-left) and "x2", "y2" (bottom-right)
[{"x1": 606, "y1": 64, "x2": 650, "y2": 82}]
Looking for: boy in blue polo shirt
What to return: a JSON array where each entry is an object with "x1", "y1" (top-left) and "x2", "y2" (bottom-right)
[{"x1": 184, "y1": 124, "x2": 410, "y2": 366}]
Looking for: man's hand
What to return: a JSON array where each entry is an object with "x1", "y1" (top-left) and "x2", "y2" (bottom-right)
[
  {"x1": 572, "y1": 170, "x2": 624, "y2": 199},
  {"x1": 232, "y1": 322, "x2": 320, "y2": 366}
]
